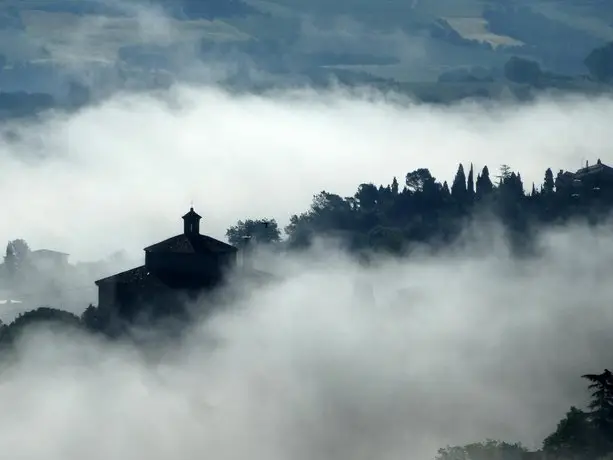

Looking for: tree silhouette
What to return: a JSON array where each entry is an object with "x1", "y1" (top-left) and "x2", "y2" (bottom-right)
[
  {"x1": 437, "y1": 440, "x2": 527, "y2": 460},
  {"x1": 0, "y1": 307, "x2": 83, "y2": 348},
  {"x1": 543, "y1": 168, "x2": 555, "y2": 194},
  {"x1": 451, "y1": 163, "x2": 467, "y2": 202},
  {"x1": 496, "y1": 164, "x2": 512, "y2": 185},
  {"x1": 391, "y1": 176, "x2": 399, "y2": 195},
  {"x1": 405, "y1": 168, "x2": 435, "y2": 192},
  {"x1": 582, "y1": 370, "x2": 613, "y2": 439},
  {"x1": 354, "y1": 183, "x2": 379, "y2": 210},
  {"x1": 4, "y1": 238, "x2": 30, "y2": 278},
  {"x1": 476, "y1": 166, "x2": 494, "y2": 199},
  {"x1": 543, "y1": 406, "x2": 595, "y2": 457},
  {"x1": 467, "y1": 163, "x2": 475, "y2": 202},
  {"x1": 226, "y1": 218, "x2": 281, "y2": 247}
]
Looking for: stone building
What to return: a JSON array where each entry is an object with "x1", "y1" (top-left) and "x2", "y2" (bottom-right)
[
  {"x1": 95, "y1": 207, "x2": 268, "y2": 323},
  {"x1": 558, "y1": 159, "x2": 613, "y2": 194}
]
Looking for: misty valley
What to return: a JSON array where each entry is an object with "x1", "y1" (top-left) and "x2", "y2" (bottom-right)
[
  {"x1": 2, "y1": 0, "x2": 613, "y2": 459},
  {"x1": 2, "y1": 154, "x2": 613, "y2": 459}
]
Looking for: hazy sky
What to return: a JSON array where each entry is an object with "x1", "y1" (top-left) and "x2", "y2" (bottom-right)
[{"x1": 0, "y1": 86, "x2": 612, "y2": 261}]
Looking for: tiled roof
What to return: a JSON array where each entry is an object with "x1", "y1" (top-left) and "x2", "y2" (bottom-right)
[
  {"x1": 95, "y1": 265, "x2": 162, "y2": 286},
  {"x1": 144, "y1": 234, "x2": 237, "y2": 254},
  {"x1": 183, "y1": 208, "x2": 201, "y2": 219},
  {"x1": 95, "y1": 264, "x2": 275, "y2": 287},
  {"x1": 575, "y1": 161, "x2": 613, "y2": 177},
  {"x1": 94, "y1": 264, "x2": 228, "y2": 289}
]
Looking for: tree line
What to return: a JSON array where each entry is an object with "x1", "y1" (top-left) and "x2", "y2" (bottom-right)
[
  {"x1": 226, "y1": 160, "x2": 613, "y2": 256},
  {"x1": 436, "y1": 369, "x2": 613, "y2": 460}
]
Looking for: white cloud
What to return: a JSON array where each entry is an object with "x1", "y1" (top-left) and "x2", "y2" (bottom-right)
[
  {"x1": 2, "y1": 223, "x2": 613, "y2": 459},
  {"x1": 0, "y1": 86, "x2": 611, "y2": 261},
  {"x1": 3, "y1": 7, "x2": 612, "y2": 459}
]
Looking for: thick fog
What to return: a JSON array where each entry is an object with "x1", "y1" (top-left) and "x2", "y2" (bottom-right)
[
  {"x1": 2, "y1": 3, "x2": 613, "y2": 455},
  {"x1": 1, "y1": 84, "x2": 613, "y2": 317},
  {"x1": 1, "y1": 86, "x2": 612, "y2": 261},
  {"x1": 1, "y1": 222, "x2": 613, "y2": 460}
]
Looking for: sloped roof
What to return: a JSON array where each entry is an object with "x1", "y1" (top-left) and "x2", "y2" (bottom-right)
[
  {"x1": 94, "y1": 264, "x2": 231, "y2": 290},
  {"x1": 95, "y1": 262, "x2": 275, "y2": 288},
  {"x1": 575, "y1": 161, "x2": 613, "y2": 177},
  {"x1": 182, "y1": 208, "x2": 202, "y2": 220},
  {"x1": 95, "y1": 265, "x2": 158, "y2": 285},
  {"x1": 144, "y1": 233, "x2": 237, "y2": 254}
]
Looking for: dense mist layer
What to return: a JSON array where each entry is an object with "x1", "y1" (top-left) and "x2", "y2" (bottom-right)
[
  {"x1": 0, "y1": 86, "x2": 612, "y2": 261},
  {"x1": 2, "y1": 13, "x2": 613, "y2": 450},
  {"x1": 1, "y1": 222, "x2": 613, "y2": 460}
]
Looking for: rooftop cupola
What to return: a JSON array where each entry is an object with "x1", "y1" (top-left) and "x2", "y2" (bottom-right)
[{"x1": 182, "y1": 207, "x2": 202, "y2": 235}]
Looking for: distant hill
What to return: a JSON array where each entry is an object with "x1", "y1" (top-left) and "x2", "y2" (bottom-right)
[
  {"x1": 0, "y1": 0, "x2": 611, "y2": 117},
  {"x1": 0, "y1": 0, "x2": 261, "y2": 19},
  {"x1": 154, "y1": 0, "x2": 262, "y2": 19},
  {"x1": 3, "y1": 0, "x2": 125, "y2": 17}
]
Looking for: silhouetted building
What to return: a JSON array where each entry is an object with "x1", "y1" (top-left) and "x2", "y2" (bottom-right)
[
  {"x1": 574, "y1": 158, "x2": 613, "y2": 181},
  {"x1": 558, "y1": 159, "x2": 613, "y2": 195},
  {"x1": 95, "y1": 207, "x2": 267, "y2": 323}
]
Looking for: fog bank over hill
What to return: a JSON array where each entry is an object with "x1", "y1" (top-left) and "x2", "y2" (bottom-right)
[
  {"x1": 2, "y1": 2, "x2": 613, "y2": 459},
  {"x1": 2, "y1": 220, "x2": 613, "y2": 459},
  {"x1": 0, "y1": 85, "x2": 612, "y2": 261}
]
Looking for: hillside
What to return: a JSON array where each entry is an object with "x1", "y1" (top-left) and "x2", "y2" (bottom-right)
[{"x1": 0, "y1": 0, "x2": 612, "y2": 113}]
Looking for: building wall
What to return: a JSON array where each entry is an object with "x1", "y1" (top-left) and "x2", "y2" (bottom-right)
[
  {"x1": 98, "y1": 278, "x2": 200, "y2": 321},
  {"x1": 98, "y1": 250, "x2": 240, "y2": 323},
  {"x1": 580, "y1": 170, "x2": 613, "y2": 189},
  {"x1": 113, "y1": 281, "x2": 192, "y2": 322},
  {"x1": 97, "y1": 283, "x2": 116, "y2": 309},
  {"x1": 145, "y1": 251, "x2": 235, "y2": 278}
]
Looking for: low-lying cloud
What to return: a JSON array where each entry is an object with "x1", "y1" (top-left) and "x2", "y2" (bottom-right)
[
  {"x1": 0, "y1": 86, "x2": 612, "y2": 261},
  {"x1": 2, "y1": 221, "x2": 613, "y2": 460},
  {"x1": 2, "y1": 4, "x2": 613, "y2": 459},
  {"x1": 0, "y1": 74, "x2": 613, "y2": 460}
]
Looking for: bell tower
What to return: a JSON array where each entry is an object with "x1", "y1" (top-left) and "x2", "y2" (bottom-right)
[{"x1": 182, "y1": 207, "x2": 202, "y2": 235}]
